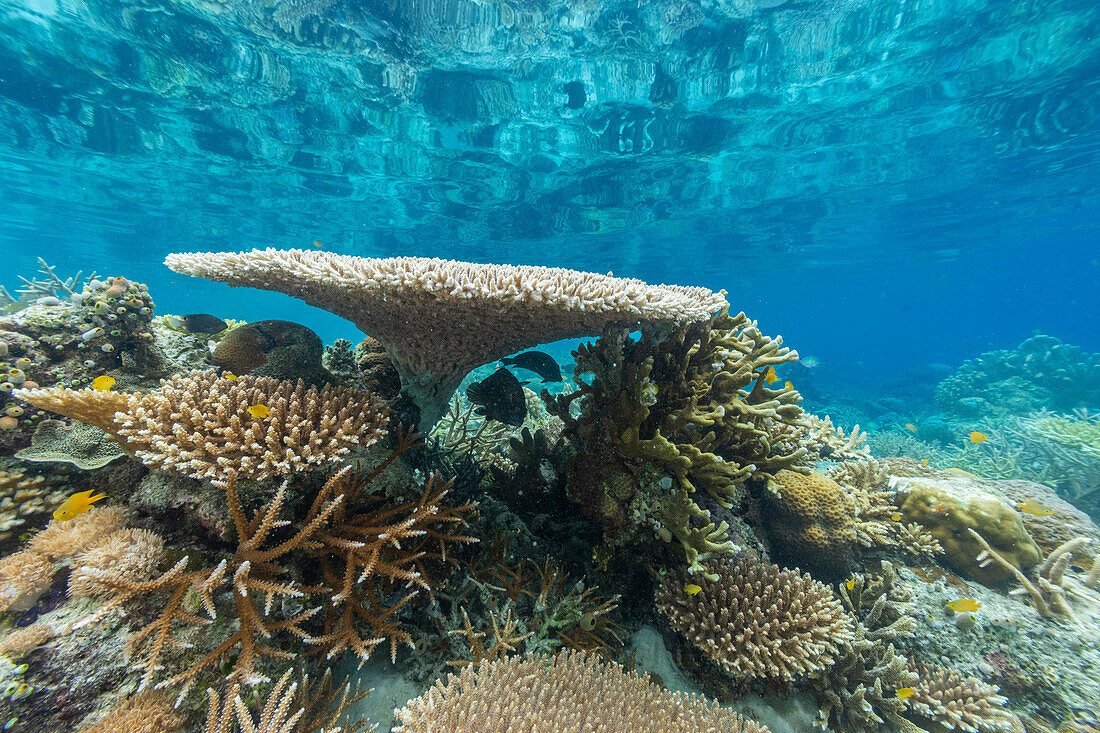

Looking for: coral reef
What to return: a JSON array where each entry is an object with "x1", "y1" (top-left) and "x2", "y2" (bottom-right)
[
  {"x1": 75, "y1": 690, "x2": 184, "y2": 733},
  {"x1": 548, "y1": 308, "x2": 822, "y2": 572},
  {"x1": 19, "y1": 369, "x2": 389, "y2": 485},
  {"x1": 393, "y1": 649, "x2": 771, "y2": 732},
  {"x1": 895, "y1": 475, "x2": 1041, "y2": 585},
  {"x1": 211, "y1": 319, "x2": 329, "y2": 385},
  {"x1": 0, "y1": 548, "x2": 55, "y2": 612},
  {"x1": 68, "y1": 527, "x2": 166, "y2": 599},
  {"x1": 164, "y1": 249, "x2": 728, "y2": 428},
  {"x1": 0, "y1": 258, "x2": 95, "y2": 314},
  {"x1": 16, "y1": 419, "x2": 126, "y2": 470},
  {"x1": 203, "y1": 666, "x2": 368, "y2": 733},
  {"x1": 0, "y1": 621, "x2": 55, "y2": 656},
  {"x1": 656, "y1": 557, "x2": 854, "y2": 684},
  {"x1": 905, "y1": 660, "x2": 1024, "y2": 733},
  {"x1": 935, "y1": 336, "x2": 1100, "y2": 416},
  {"x1": 0, "y1": 457, "x2": 67, "y2": 540},
  {"x1": 28, "y1": 505, "x2": 128, "y2": 560}
]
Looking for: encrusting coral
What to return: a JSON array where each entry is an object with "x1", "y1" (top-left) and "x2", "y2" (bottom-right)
[
  {"x1": 163, "y1": 249, "x2": 729, "y2": 428},
  {"x1": 15, "y1": 419, "x2": 127, "y2": 470},
  {"x1": 18, "y1": 369, "x2": 389, "y2": 486},
  {"x1": 548, "y1": 308, "x2": 824, "y2": 572},
  {"x1": 656, "y1": 557, "x2": 855, "y2": 683},
  {"x1": 905, "y1": 660, "x2": 1025, "y2": 733},
  {"x1": 393, "y1": 649, "x2": 771, "y2": 733}
]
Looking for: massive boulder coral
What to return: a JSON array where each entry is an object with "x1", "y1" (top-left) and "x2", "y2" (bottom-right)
[
  {"x1": 17, "y1": 369, "x2": 389, "y2": 486},
  {"x1": 394, "y1": 649, "x2": 770, "y2": 733},
  {"x1": 548, "y1": 308, "x2": 822, "y2": 570},
  {"x1": 163, "y1": 249, "x2": 728, "y2": 428},
  {"x1": 656, "y1": 557, "x2": 855, "y2": 684}
]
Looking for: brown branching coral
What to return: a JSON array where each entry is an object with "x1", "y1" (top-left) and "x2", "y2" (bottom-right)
[
  {"x1": 0, "y1": 549, "x2": 56, "y2": 612},
  {"x1": 656, "y1": 557, "x2": 855, "y2": 683},
  {"x1": 394, "y1": 649, "x2": 771, "y2": 733},
  {"x1": 19, "y1": 370, "x2": 389, "y2": 486},
  {"x1": 68, "y1": 528, "x2": 166, "y2": 599},
  {"x1": 204, "y1": 667, "x2": 368, "y2": 733},
  {"x1": 71, "y1": 477, "x2": 345, "y2": 699},
  {"x1": 837, "y1": 561, "x2": 916, "y2": 642},
  {"x1": 303, "y1": 450, "x2": 477, "y2": 665},
  {"x1": 905, "y1": 660, "x2": 1024, "y2": 733},
  {"x1": 164, "y1": 249, "x2": 728, "y2": 428},
  {"x1": 549, "y1": 308, "x2": 812, "y2": 571},
  {"x1": 75, "y1": 691, "x2": 183, "y2": 733},
  {"x1": 446, "y1": 606, "x2": 532, "y2": 668}
]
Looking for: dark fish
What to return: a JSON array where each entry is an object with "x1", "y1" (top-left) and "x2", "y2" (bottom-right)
[
  {"x1": 180, "y1": 313, "x2": 228, "y2": 334},
  {"x1": 501, "y1": 350, "x2": 562, "y2": 383},
  {"x1": 466, "y1": 367, "x2": 527, "y2": 426}
]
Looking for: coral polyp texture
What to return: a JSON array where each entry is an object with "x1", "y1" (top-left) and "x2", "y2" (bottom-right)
[
  {"x1": 393, "y1": 649, "x2": 770, "y2": 733},
  {"x1": 656, "y1": 557, "x2": 855, "y2": 683},
  {"x1": 18, "y1": 369, "x2": 389, "y2": 485},
  {"x1": 163, "y1": 249, "x2": 729, "y2": 428},
  {"x1": 905, "y1": 660, "x2": 1024, "y2": 733},
  {"x1": 74, "y1": 690, "x2": 183, "y2": 733},
  {"x1": 0, "y1": 549, "x2": 55, "y2": 612},
  {"x1": 0, "y1": 458, "x2": 67, "y2": 540}
]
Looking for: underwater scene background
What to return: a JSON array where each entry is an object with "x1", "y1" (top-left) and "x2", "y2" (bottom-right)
[{"x1": 0, "y1": 0, "x2": 1099, "y2": 731}]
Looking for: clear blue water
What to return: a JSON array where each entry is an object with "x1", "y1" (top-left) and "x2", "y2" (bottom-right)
[{"x1": 1, "y1": 0, "x2": 1098, "y2": 380}]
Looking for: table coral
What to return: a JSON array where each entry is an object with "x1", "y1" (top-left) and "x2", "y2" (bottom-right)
[
  {"x1": 164, "y1": 249, "x2": 728, "y2": 428},
  {"x1": 895, "y1": 476, "x2": 1041, "y2": 586},
  {"x1": 394, "y1": 649, "x2": 771, "y2": 733},
  {"x1": 656, "y1": 557, "x2": 855, "y2": 684}
]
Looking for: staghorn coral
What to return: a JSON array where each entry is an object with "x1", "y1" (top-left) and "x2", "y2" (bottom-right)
[
  {"x1": 71, "y1": 476, "x2": 346, "y2": 699},
  {"x1": 905, "y1": 660, "x2": 1024, "y2": 733},
  {"x1": 28, "y1": 506, "x2": 128, "y2": 560},
  {"x1": 0, "y1": 549, "x2": 55, "y2": 612},
  {"x1": 68, "y1": 528, "x2": 166, "y2": 599},
  {"x1": 203, "y1": 666, "x2": 368, "y2": 733},
  {"x1": 19, "y1": 370, "x2": 389, "y2": 486},
  {"x1": 0, "y1": 621, "x2": 54, "y2": 655},
  {"x1": 656, "y1": 557, "x2": 854, "y2": 683},
  {"x1": 0, "y1": 458, "x2": 67, "y2": 541},
  {"x1": 1016, "y1": 409, "x2": 1100, "y2": 502},
  {"x1": 0, "y1": 257, "x2": 95, "y2": 313},
  {"x1": 75, "y1": 690, "x2": 184, "y2": 733},
  {"x1": 394, "y1": 649, "x2": 770, "y2": 733},
  {"x1": 548, "y1": 308, "x2": 814, "y2": 572},
  {"x1": 164, "y1": 249, "x2": 728, "y2": 428},
  {"x1": 303, "y1": 440, "x2": 477, "y2": 665},
  {"x1": 15, "y1": 419, "x2": 127, "y2": 470}
]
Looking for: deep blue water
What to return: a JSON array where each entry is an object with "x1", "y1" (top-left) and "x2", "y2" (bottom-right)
[{"x1": 1, "y1": 0, "x2": 1098, "y2": 383}]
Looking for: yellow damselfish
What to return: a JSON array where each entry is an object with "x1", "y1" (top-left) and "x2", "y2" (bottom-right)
[
  {"x1": 784, "y1": 381, "x2": 793, "y2": 390},
  {"x1": 91, "y1": 375, "x2": 115, "y2": 392},
  {"x1": 904, "y1": 423, "x2": 918, "y2": 432},
  {"x1": 53, "y1": 489, "x2": 106, "y2": 521},
  {"x1": 223, "y1": 372, "x2": 238, "y2": 381},
  {"x1": 896, "y1": 687, "x2": 916, "y2": 699},
  {"x1": 891, "y1": 513, "x2": 902, "y2": 522},
  {"x1": 946, "y1": 599, "x2": 981, "y2": 613},
  {"x1": 845, "y1": 578, "x2": 856, "y2": 590},
  {"x1": 970, "y1": 431, "x2": 989, "y2": 444},
  {"x1": 1016, "y1": 501, "x2": 1054, "y2": 517},
  {"x1": 683, "y1": 584, "x2": 702, "y2": 596},
  {"x1": 764, "y1": 367, "x2": 778, "y2": 385},
  {"x1": 247, "y1": 404, "x2": 270, "y2": 419}
]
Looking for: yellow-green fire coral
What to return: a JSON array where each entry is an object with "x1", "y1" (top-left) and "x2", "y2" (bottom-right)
[{"x1": 547, "y1": 308, "x2": 815, "y2": 572}]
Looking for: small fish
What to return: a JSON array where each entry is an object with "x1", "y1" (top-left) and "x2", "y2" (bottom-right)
[
  {"x1": 312, "y1": 239, "x2": 324, "y2": 249},
  {"x1": 223, "y1": 373, "x2": 238, "y2": 381},
  {"x1": 501, "y1": 350, "x2": 562, "y2": 383},
  {"x1": 845, "y1": 578, "x2": 856, "y2": 590},
  {"x1": 683, "y1": 584, "x2": 702, "y2": 596},
  {"x1": 922, "y1": 458, "x2": 929, "y2": 466},
  {"x1": 896, "y1": 687, "x2": 916, "y2": 700},
  {"x1": 176, "y1": 313, "x2": 229, "y2": 334},
  {"x1": 784, "y1": 381, "x2": 793, "y2": 390},
  {"x1": 466, "y1": 368, "x2": 527, "y2": 426},
  {"x1": 1016, "y1": 501, "x2": 1054, "y2": 517},
  {"x1": 247, "y1": 404, "x2": 271, "y2": 419},
  {"x1": 970, "y1": 431, "x2": 989, "y2": 444},
  {"x1": 904, "y1": 423, "x2": 918, "y2": 433},
  {"x1": 932, "y1": 502, "x2": 947, "y2": 515},
  {"x1": 53, "y1": 489, "x2": 106, "y2": 521},
  {"x1": 764, "y1": 367, "x2": 778, "y2": 385},
  {"x1": 800, "y1": 356, "x2": 821, "y2": 369},
  {"x1": 946, "y1": 599, "x2": 981, "y2": 613},
  {"x1": 891, "y1": 513, "x2": 902, "y2": 522},
  {"x1": 91, "y1": 375, "x2": 115, "y2": 392}
]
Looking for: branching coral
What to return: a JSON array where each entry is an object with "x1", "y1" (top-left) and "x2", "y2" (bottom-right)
[
  {"x1": 394, "y1": 649, "x2": 771, "y2": 733},
  {"x1": 1015, "y1": 409, "x2": 1100, "y2": 502},
  {"x1": 656, "y1": 557, "x2": 854, "y2": 683},
  {"x1": 204, "y1": 667, "x2": 368, "y2": 733},
  {"x1": 837, "y1": 561, "x2": 917, "y2": 642},
  {"x1": 548, "y1": 308, "x2": 814, "y2": 571},
  {"x1": 18, "y1": 370, "x2": 389, "y2": 486},
  {"x1": 905, "y1": 660, "x2": 1024, "y2": 733},
  {"x1": 0, "y1": 458, "x2": 67, "y2": 540},
  {"x1": 164, "y1": 249, "x2": 728, "y2": 428},
  {"x1": 75, "y1": 691, "x2": 183, "y2": 733}
]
